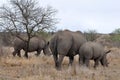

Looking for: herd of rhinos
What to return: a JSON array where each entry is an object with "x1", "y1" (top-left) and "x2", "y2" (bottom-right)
[{"x1": 12, "y1": 30, "x2": 111, "y2": 70}]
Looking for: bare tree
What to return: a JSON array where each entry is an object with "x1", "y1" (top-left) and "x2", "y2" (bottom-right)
[{"x1": 0, "y1": 0, "x2": 57, "y2": 58}]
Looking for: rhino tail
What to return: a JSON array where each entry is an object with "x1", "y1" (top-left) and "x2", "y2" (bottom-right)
[{"x1": 53, "y1": 36, "x2": 58, "y2": 55}]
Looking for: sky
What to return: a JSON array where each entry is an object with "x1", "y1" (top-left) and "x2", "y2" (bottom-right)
[{"x1": 0, "y1": 0, "x2": 120, "y2": 33}]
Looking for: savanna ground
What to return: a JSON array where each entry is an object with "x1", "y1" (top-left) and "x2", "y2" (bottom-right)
[{"x1": 0, "y1": 47, "x2": 120, "y2": 80}]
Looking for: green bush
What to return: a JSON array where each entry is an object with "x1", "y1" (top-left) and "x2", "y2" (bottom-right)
[
  {"x1": 84, "y1": 30, "x2": 98, "y2": 41},
  {"x1": 110, "y1": 34, "x2": 120, "y2": 41},
  {"x1": 111, "y1": 28, "x2": 120, "y2": 41},
  {"x1": 112, "y1": 28, "x2": 120, "y2": 34}
]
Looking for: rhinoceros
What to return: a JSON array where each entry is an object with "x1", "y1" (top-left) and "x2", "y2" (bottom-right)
[
  {"x1": 79, "y1": 42, "x2": 111, "y2": 68},
  {"x1": 12, "y1": 37, "x2": 51, "y2": 58},
  {"x1": 50, "y1": 30, "x2": 87, "y2": 70}
]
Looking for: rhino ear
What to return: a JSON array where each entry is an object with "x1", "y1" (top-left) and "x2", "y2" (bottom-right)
[{"x1": 105, "y1": 50, "x2": 111, "y2": 54}]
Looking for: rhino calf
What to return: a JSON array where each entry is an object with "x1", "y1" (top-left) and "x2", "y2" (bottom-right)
[
  {"x1": 12, "y1": 37, "x2": 51, "y2": 58},
  {"x1": 79, "y1": 42, "x2": 111, "y2": 68}
]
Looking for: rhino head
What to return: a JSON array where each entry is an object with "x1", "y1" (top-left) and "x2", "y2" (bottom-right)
[
  {"x1": 100, "y1": 50, "x2": 111, "y2": 67},
  {"x1": 43, "y1": 42, "x2": 52, "y2": 56}
]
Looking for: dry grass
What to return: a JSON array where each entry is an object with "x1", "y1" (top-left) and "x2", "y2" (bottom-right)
[{"x1": 0, "y1": 47, "x2": 120, "y2": 80}]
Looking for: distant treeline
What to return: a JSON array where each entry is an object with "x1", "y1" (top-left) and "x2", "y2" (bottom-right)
[
  {"x1": 0, "y1": 31, "x2": 120, "y2": 48},
  {"x1": 0, "y1": 31, "x2": 52, "y2": 46}
]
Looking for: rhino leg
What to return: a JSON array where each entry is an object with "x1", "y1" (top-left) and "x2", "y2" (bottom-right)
[
  {"x1": 69, "y1": 56, "x2": 74, "y2": 66},
  {"x1": 57, "y1": 54, "x2": 64, "y2": 70},
  {"x1": 24, "y1": 51, "x2": 28, "y2": 58},
  {"x1": 35, "y1": 49, "x2": 42, "y2": 56},
  {"x1": 79, "y1": 56, "x2": 84, "y2": 66},
  {"x1": 53, "y1": 53, "x2": 58, "y2": 69},
  {"x1": 17, "y1": 50, "x2": 21, "y2": 57},
  {"x1": 12, "y1": 51, "x2": 16, "y2": 56},
  {"x1": 94, "y1": 59, "x2": 100, "y2": 68},
  {"x1": 100, "y1": 57, "x2": 108, "y2": 67},
  {"x1": 84, "y1": 59, "x2": 90, "y2": 67},
  {"x1": 12, "y1": 50, "x2": 21, "y2": 57}
]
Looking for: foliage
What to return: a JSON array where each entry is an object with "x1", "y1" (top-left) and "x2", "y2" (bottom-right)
[
  {"x1": 111, "y1": 28, "x2": 120, "y2": 47},
  {"x1": 84, "y1": 30, "x2": 98, "y2": 41},
  {"x1": 37, "y1": 31, "x2": 52, "y2": 40},
  {"x1": 112, "y1": 28, "x2": 120, "y2": 34},
  {"x1": 110, "y1": 34, "x2": 120, "y2": 42}
]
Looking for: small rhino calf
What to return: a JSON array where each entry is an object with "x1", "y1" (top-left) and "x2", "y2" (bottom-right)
[{"x1": 79, "y1": 42, "x2": 111, "y2": 68}]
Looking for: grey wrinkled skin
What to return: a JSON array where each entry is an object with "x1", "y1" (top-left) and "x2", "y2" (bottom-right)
[
  {"x1": 12, "y1": 37, "x2": 51, "y2": 58},
  {"x1": 50, "y1": 30, "x2": 87, "y2": 70},
  {"x1": 79, "y1": 42, "x2": 111, "y2": 68}
]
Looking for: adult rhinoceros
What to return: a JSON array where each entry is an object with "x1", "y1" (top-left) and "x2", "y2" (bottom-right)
[
  {"x1": 79, "y1": 41, "x2": 111, "y2": 68},
  {"x1": 12, "y1": 37, "x2": 51, "y2": 58},
  {"x1": 50, "y1": 30, "x2": 87, "y2": 70}
]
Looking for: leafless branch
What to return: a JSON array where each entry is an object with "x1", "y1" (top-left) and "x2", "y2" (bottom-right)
[{"x1": 0, "y1": 0, "x2": 57, "y2": 55}]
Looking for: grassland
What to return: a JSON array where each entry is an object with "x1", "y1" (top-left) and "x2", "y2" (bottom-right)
[{"x1": 0, "y1": 47, "x2": 120, "y2": 80}]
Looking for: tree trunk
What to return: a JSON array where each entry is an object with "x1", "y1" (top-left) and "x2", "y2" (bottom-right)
[{"x1": 24, "y1": 37, "x2": 30, "y2": 58}]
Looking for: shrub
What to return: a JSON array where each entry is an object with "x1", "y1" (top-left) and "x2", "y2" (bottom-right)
[
  {"x1": 84, "y1": 30, "x2": 98, "y2": 41},
  {"x1": 112, "y1": 28, "x2": 120, "y2": 34},
  {"x1": 109, "y1": 34, "x2": 120, "y2": 47}
]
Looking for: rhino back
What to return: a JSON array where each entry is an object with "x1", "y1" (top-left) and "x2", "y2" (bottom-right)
[
  {"x1": 92, "y1": 42, "x2": 104, "y2": 58},
  {"x1": 27, "y1": 37, "x2": 46, "y2": 52},
  {"x1": 79, "y1": 42, "x2": 93, "y2": 59},
  {"x1": 79, "y1": 42, "x2": 105, "y2": 59},
  {"x1": 50, "y1": 30, "x2": 86, "y2": 56},
  {"x1": 57, "y1": 32, "x2": 73, "y2": 55},
  {"x1": 13, "y1": 38, "x2": 25, "y2": 50},
  {"x1": 71, "y1": 32, "x2": 87, "y2": 52}
]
